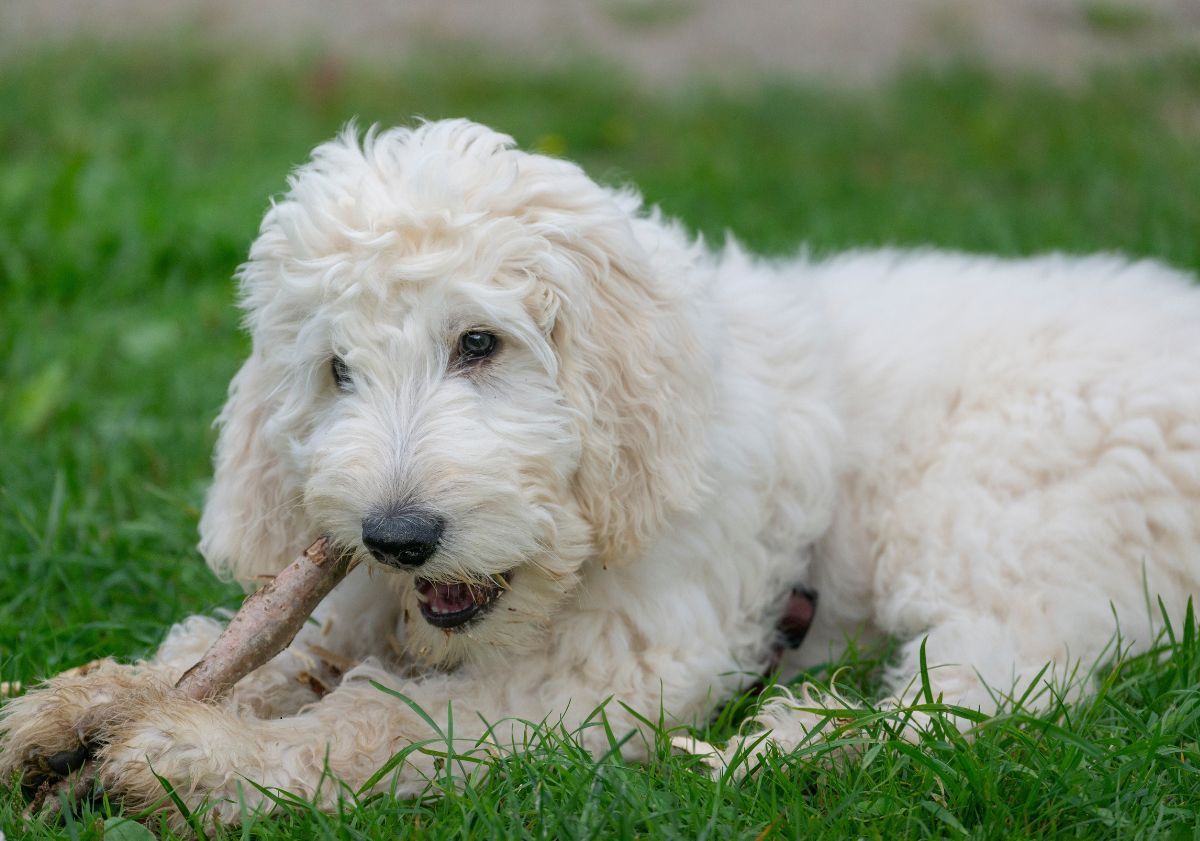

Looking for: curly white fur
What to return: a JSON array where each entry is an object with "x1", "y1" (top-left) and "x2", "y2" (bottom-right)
[{"x1": 4, "y1": 119, "x2": 1200, "y2": 825}]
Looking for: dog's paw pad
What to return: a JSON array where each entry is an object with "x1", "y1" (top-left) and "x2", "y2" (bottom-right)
[{"x1": 44, "y1": 745, "x2": 91, "y2": 777}]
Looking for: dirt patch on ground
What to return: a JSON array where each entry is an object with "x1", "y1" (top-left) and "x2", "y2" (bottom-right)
[{"x1": 3, "y1": 0, "x2": 1199, "y2": 86}]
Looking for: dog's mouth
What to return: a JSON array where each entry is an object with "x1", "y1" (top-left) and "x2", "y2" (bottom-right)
[{"x1": 415, "y1": 574, "x2": 510, "y2": 630}]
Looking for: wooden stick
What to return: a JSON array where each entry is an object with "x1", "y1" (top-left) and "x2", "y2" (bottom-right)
[
  {"x1": 31, "y1": 535, "x2": 354, "y2": 818},
  {"x1": 174, "y1": 536, "x2": 354, "y2": 699}
]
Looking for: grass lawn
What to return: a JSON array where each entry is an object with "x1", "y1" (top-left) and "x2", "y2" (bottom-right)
[{"x1": 2, "y1": 44, "x2": 1200, "y2": 839}]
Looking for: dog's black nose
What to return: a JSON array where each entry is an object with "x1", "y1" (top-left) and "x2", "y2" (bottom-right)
[{"x1": 361, "y1": 511, "x2": 444, "y2": 568}]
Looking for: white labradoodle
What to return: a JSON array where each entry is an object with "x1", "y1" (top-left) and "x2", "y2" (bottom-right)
[{"x1": 4, "y1": 120, "x2": 1200, "y2": 823}]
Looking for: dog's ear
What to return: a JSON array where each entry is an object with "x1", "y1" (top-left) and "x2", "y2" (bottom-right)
[
  {"x1": 548, "y1": 208, "x2": 711, "y2": 567},
  {"x1": 198, "y1": 349, "x2": 306, "y2": 586}
]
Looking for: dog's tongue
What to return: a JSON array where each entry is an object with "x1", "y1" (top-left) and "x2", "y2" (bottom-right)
[{"x1": 419, "y1": 581, "x2": 478, "y2": 614}]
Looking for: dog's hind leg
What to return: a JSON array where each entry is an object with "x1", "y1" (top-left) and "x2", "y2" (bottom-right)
[{"x1": 699, "y1": 611, "x2": 1106, "y2": 775}]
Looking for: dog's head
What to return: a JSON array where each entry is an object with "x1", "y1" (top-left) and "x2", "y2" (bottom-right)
[{"x1": 198, "y1": 120, "x2": 711, "y2": 664}]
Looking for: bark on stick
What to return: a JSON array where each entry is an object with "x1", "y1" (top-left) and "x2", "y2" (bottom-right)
[
  {"x1": 32, "y1": 535, "x2": 353, "y2": 818},
  {"x1": 175, "y1": 535, "x2": 353, "y2": 700}
]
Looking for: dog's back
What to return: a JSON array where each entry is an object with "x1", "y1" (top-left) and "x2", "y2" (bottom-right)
[{"x1": 783, "y1": 249, "x2": 1200, "y2": 705}]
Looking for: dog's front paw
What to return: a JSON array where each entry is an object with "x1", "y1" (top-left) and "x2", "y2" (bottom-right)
[
  {"x1": 0, "y1": 658, "x2": 169, "y2": 795},
  {"x1": 97, "y1": 695, "x2": 282, "y2": 828}
]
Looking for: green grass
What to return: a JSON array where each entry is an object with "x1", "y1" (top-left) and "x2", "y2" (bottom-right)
[{"x1": 2, "y1": 43, "x2": 1200, "y2": 839}]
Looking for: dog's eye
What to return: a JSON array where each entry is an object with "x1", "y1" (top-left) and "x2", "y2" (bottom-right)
[
  {"x1": 458, "y1": 331, "x2": 498, "y2": 363},
  {"x1": 330, "y1": 356, "x2": 353, "y2": 391}
]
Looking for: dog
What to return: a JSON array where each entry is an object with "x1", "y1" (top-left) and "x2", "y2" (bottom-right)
[{"x1": 3, "y1": 119, "x2": 1200, "y2": 825}]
